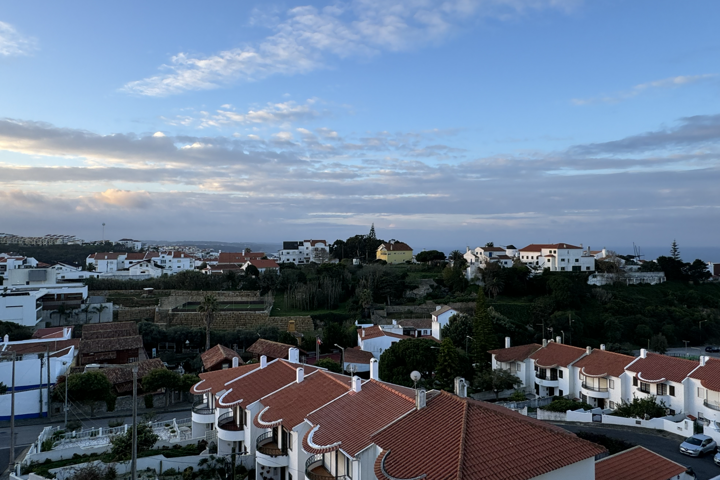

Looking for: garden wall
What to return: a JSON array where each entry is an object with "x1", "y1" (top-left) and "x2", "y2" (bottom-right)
[
  {"x1": 159, "y1": 291, "x2": 260, "y2": 310},
  {"x1": 561, "y1": 409, "x2": 692, "y2": 438},
  {"x1": 117, "y1": 307, "x2": 157, "y2": 322},
  {"x1": 154, "y1": 310, "x2": 312, "y2": 332}
]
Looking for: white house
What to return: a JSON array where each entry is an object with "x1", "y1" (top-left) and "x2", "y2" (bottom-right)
[
  {"x1": 278, "y1": 240, "x2": 329, "y2": 264},
  {"x1": 241, "y1": 259, "x2": 280, "y2": 274},
  {"x1": 518, "y1": 243, "x2": 595, "y2": 273},
  {"x1": 430, "y1": 305, "x2": 458, "y2": 340},
  {"x1": 0, "y1": 289, "x2": 45, "y2": 326},
  {"x1": 50, "y1": 263, "x2": 100, "y2": 282},
  {"x1": 463, "y1": 246, "x2": 515, "y2": 280},
  {"x1": 685, "y1": 356, "x2": 720, "y2": 423},
  {"x1": 117, "y1": 238, "x2": 144, "y2": 251},
  {"x1": 357, "y1": 325, "x2": 410, "y2": 359},
  {"x1": 128, "y1": 260, "x2": 165, "y2": 278},
  {"x1": 0, "y1": 254, "x2": 39, "y2": 281},
  {"x1": 528, "y1": 340, "x2": 587, "y2": 398},
  {"x1": 572, "y1": 346, "x2": 635, "y2": 410},
  {"x1": 489, "y1": 338, "x2": 542, "y2": 391},
  {"x1": 87, "y1": 252, "x2": 127, "y2": 273},
  {"x1": 154, "y1": 251, "x2": 194, "y2": 274}
]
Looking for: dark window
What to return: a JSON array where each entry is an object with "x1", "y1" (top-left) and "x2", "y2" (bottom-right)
[
  {"x1": 657, "y1": 384, "x2": 667, "y2": 396},
  {"x1": 633, "y1": 376, "x2": 638, "y2": 387},
  {"x1": 640, "y1": 382, "x2": 651, "y2": 393},
  {"x1": 669, "y1": 385, "x2": 675, "y2": 397},
  {"x1": 559, "y1": 389, "x2": 564, "y2": 397},
  {"x1": 558, "y1": 370, "x2": 563, "y2": 379}
]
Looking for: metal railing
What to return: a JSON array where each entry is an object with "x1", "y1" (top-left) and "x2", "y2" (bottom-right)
[
  {"x1": 218, "y1": 412, "x2": 241, "y2": 431},
  {"x1": 192, "y1": 400, "x2": 214, "y2": 415},
  {"x1": 535, "y1": 372, "x2": 558, "y2": 381},
  {"x1": 306, "y1": 454, "x2": 335, "y2": 480},
  {"x1": 582, "y1": 382, "x2": 609, "y2": 393},
  {"x1": 256, "y1": 431, "x2": 287, "y2": 456},
  {"x1": 704, "y1": 400, "x2": 720, "y2": 412}
]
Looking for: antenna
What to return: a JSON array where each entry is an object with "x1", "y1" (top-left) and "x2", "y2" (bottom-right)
[
  {"x1": 632, "y1": 242, "x2": 644, "y2": 261},
  {"x1": 102, "y1": 223, "x2": 106, "y2": 243}
]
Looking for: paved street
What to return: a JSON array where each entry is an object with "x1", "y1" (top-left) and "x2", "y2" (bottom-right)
[{"x1": 558, "y1": 423, "x2": 720, "y2": 480}]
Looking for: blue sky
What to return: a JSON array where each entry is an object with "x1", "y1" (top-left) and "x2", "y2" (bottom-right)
[{"x1": 1, "y1": 0, "x2": 719, "y2": 251}]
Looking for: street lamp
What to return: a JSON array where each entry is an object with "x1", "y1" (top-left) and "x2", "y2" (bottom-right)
[
  {"x1": 62, "y1": 361, "x2": 69, "y2": 429},
  {"x1": 465, "y1": 336, "x2": 472, "y2": 355},
  {"x1": 560, "y1": 330, "x2": 565, "y2": 345},
  {"x1": 334, "y1": 344, "x2": 345, "y2": 374}
]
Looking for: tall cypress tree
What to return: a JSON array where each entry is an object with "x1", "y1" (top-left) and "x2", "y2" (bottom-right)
[
  {"x1": 435, "y1": 338, "x2": 460, "y2": 391},
  {"x1": 670, "y1": 240, "x2": 681, "y2": 260},
  {"x1": 472, "y1": 287, "x2": 498, "y2": 372},
  {"x1": 368, "y1": 223, "x2": 377, "y2": 240}
]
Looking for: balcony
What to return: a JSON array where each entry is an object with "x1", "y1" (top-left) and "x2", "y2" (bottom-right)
[
  {"x1": 256, "y1": 432, "x2": 289, "y2": 468},
  {"x1": 217, "y1": 412, "x2": 244, "y2": 442},
  {"x1": 581, "y1": 382, "x2": 610, "y2": 399},
  {"x1": 704, "y1": 400, "x2": 720, "y2": 412},
  {"x1": 305, "y1": 455, "x2": 349, "y2": 480},
  {"x1": 535, "y1": 372, "x2": 559, "y2": 387},
  {"x1": 191, "y1": 400, "x2": 214, "y2": 424}
]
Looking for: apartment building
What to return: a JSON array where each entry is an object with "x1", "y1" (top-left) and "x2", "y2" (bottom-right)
[
  {"x1": 573, "y1": 347, "x2": 634, "y2": 410},
  {"x1": 0, "y1": 254, "x2": 39, "y2": 280},
  {"x1": 278, "y1": 240, "x2": 329, "y2": 264},
  {"x1": 518, "y1": 243, "x2": 596, "y2": 273},
  {"x1": 357, "y1": 325, "x2": 410, "y2": 359},
  {"x1": 685, "y1": 357, "x2": 720, "y2": 423},
  {"x1": 489, "y1": 339, "x2": 542, "y2": 391},
  {"x1": 529, "y1": 341, "x2": 587, "y2": 398}
]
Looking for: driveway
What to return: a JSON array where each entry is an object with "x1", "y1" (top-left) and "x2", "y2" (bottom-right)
[{"x1": 557, "y1": 423, "x2": 719, "y2": 480}]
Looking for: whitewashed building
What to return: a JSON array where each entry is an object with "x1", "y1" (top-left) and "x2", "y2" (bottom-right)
[
  {"x1": 357, "y1": 325, "x2": 410, "y2": 359},
  {"x1": 278, "y1": 240, "x2": 329, "y2": 264},
  {"x1": 430, "y1": 305, "x2": 458, "y2": 340},
  {"x1": 685, "y1": 356, "x2": 720, "y2": 423},
  {"x1": 528, "y1": 340, "x2": 587, "y2": 398},
  {"x1": 489, "y1": 338, "x2": 542, "y2": 391},
  {"x1": 573, "y1": 346, "x2": 635, "y2": 410},
  {"x1": 518, "y1": 243, "x2": 596, "y2": 273}
]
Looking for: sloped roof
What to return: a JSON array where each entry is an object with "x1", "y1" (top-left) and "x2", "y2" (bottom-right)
[
  {"x1": 378, "y1": 242, "x2": 412, "y2": 252},
  {"x1": 32, "y1": 327, "x2": 71, "y2": 339},
  {"x1": 80, "y1": 335, "x2": 143, "y2": 354},
  {"x1": 372, "y1": 391, "x2": 605, "y2": 480},
  {"x1": 595, "y1": 446, "x2": 687, "y2": 480},
  {"x1": 360, "y1": 325, "x2": 410, "y2": 341},
  {"x1": 247, "y1": 339, "x2": 307, "y2": 359},
  {"x1": 397, "y1": 318, "x2": 432, "y2": 330},
  {"x1": 5, "y1": 339, "x2": 79, "y2": 355},
  {"x1": 82, "y1": 322, "x2": 138, "y2": 340},
  {"x1": 519, "y1": 243, "x2": 582, "y2": 252},
  {"x1": 625, "y1": 352, "x2": 699, "y2": 383},
  {"x1": 102, "y1": 358, "x2": 165, "y2": 394},
  {"x1": 688, "y1": 357, "x2": 720, "y2": 392},
  {"x1": 218, "y1": 252, "x2": 265, "y2": 263},
  {"x1": 190, "y1": 363, "x2": 261, "y2": 395},
  {"x1": 304, "y1": 379, "x2": 415, "y2": 457},
  {"x1": 489, "y1": 343, "x2": 543, "y2": 363},
  {"x1": 573, "y1": 349, "x2": 635, "y2": 378},
  {"x1": 201, "y1": 344, "x2": 243, "y2": 370},
  {"x1": 343, "y1": 347, "x2": 375, "y2": 365},
  {"x1": 83, "y1": 322, "x2": 138, "y2": 335},
  {"x1": 246, "y1": 259, "x2": 279, "y2": 269},
  {"x1": 254, "y1": 370, "x2": 351, "y2": 431},
  {"x1": 480, "y1": 247, "x2": 506, "y2": 252},
  {"x1": 431, "y1": 305, "x2": 456, "y2": 317},
  {"x1": 529, "y1": 342, "x2": 586, "y2": 368}
]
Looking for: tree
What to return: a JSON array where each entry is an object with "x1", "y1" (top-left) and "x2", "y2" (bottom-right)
[
  {"x1": 449, "y1": 250, "x2": 464, "y2": 263},
  {"x1": 110, "y1": 423, "x2": 159, "y2": 460},
  {"x1": 649, "y1": 333, "x2": 668, "y2": 354},
  {"x1": 0, "y1": 382, "x2": 6, "y2": 395},
  {"x1": 68, "y1": 463, "x2": 115, "y2": 480},
  {"x1": 277, "y1": 331, "x2": 298, "y2": 346},
  {"x1": 63, "y1": 371, "x2": 114, "y2": 416},
  {"x1": 441, "y1": 313, "x2": 473, "y2": 350},
  {"x1": 475, "y1": 369, "x2": 522, "y2": 399},
  {"x1": 142, "y1": 368, "x2": 181, "y2": 409},
  {"x1": 198, "y1": 294, "x2": 218, "y2": 351},
  {"x1": 92, "y1": 304, "x2": 108, "y2": 322},
  {"x1": 245, "y1": 264, "x2": 260, "y2": 278},
  {"x1": 178, "y1": 374, "x2": 200, "y2": 401},
  {"x1": 670, "y1": 240, "x2": 681, "y2": 261},
  {"x1": 481, "y1": 263, "x2": 504, "y2": 299},
  {"x1": 614, "y1": 396, "x2": 668, "y2": 419},
  {"x1": 472, "y1": 288, "x2": 497, "y2": 373},
  {"x1": 85, "y1": 263, "x2": 96, "y2": 272},
  {"x1": 315, "y1": 358, "x2": 342, "y2": 373},
  {"x1": 639, "y1": 261, "x2": 662, "y2": 272},
  {"x1": 435, "y1": 338, "x2": 461, "y2": 391},
  {"x1": 80, "y1": 304, "x2": 93, "y2": 324},
  {"x1": 687, "y1": 259, "x2": 711, "y2": 284},
  {"x1": 368, "y1": 223, "x2": 377, "y2": 240},
  {"x1": 416, "y1": 250, "x2": 446, "y2": 263},
  {"x1": 485, "y1": 242, "x2": 494, "y2": 247},
  {"x1": 378, "y1": 339, "x2": 439, "y2": 388}
]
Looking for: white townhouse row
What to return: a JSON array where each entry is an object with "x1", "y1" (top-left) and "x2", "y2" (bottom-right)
[
  {"x1": 189, "y1": 345, "x2": 681, "y2": 480},
  {"x1": 277, "y1": 240, "x2": 330, "y2": 265},
  {"x1": 490, "y1": 338, "x2": 720, "y2": 423},
  {"x1": 86, "y1": 251, "x2": 195, "y2": 275},
  {"x1": 0, "y1": 253, "x2": 39, "y2": 280}
]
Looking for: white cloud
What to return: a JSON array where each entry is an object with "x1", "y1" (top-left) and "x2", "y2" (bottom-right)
[
  {"x1": 572, "y1": 74, "x2": 717, "y2": 105},
  {"x1": 122, "y1": 0, "x2": 577, "y2": 96},
  {"x1": 0, "y1": 21, "x2": 36, "y2": 56},
  {"x1": 168, "y1": 99, "x2": 324, "y2": 128}
]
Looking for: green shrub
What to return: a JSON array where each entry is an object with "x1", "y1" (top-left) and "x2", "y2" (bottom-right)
[
  {"x1": 104, "y1": 464, "x2": 117, "y2": 480},
  {"x1": 182, "y1": 467, "x2": 193, "y2": 480},
  {"x1": 106, "y1": 395, "x2": 117, "y2": 412},
  {"x1": 144, "y1": 394, "x2": 154, "y2": 409},
  {"x1": 41, "y1": 439, "x2": 54, "y2": 452},
  {"x1": 67, "y1": 420, "x2": 82, "y2": 432},
  {"x1": 613, "y1": 396, "x2": 668, "y2": 419},
  {"x1": 509, "y1": 390, "x2": 527, "y2": 401},
  {"x1": 108, "y1": 418, "x2": 124, "y2": 428},
  {"x1": 542, "y1": 397, "x2": 592, "y2": 412}
]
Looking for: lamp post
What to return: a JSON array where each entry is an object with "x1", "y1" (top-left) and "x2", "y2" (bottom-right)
[
  {"x1": 560, "y1": 330, "x2": 565, "y2": 345},
  {"x1": 334, "y1": 344, "x2": 345, "y2": 374},
  {"x1": 62, "y1": 361, "x2": 68, "y2": 429},
  {"x1": 465, "y1": 336, "x2": 472, "y2": 356}
]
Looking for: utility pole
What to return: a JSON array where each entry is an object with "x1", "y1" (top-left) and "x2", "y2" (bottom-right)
[
  {"x1": 39, "y1": 351, "x2": 44, "y2": 417},
  {"x1": 63, "y1": 362, "x2": 69, "y2": 428},
  {"x1": 131, "y1": 366, "x2": 138, "y2": 480},
  {"x1": 334, "y1": 344, "x2": 345, "y2": 374},
  {"x1": 46, "y1": 346, "x2": 50, "y2": 418},
  {"x1": 9, "y1": 351, "x2": 16, "y2": 471}
]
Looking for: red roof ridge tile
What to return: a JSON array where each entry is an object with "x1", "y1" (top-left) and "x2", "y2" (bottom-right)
[
  {"x1": 456, "y1": 400, "x2": 469, "y2": 479},
  {"x1": 371, "y1": 379, "x2": 415, "y2": 403}
]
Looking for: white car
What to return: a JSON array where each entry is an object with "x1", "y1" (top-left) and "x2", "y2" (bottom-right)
[
  {"x1": 679, "y1": 434, "x2": 717, "y2": 457},
  {"x1": 714, "y1": 450, "x2": 720, "y2": 466}
]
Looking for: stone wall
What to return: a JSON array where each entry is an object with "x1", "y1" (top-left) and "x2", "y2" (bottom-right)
[
  {"x1": 117, "y1": 307, "x2": 157, "y2": 322},
  {"x1": 159, "y1": 290, "x2": 260, "y2": 309},
  {"x1": 50, "y1": 392, "x2": 176, "y2": 418},
  {"x1": 155, "y1": 310, "x2": 312, "y2": 332}
]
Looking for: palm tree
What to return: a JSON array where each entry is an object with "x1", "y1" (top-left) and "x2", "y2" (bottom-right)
[
  {"x1": 92, "y1": 304, "x2": 108, "y2": 323},
  {"x1": 198, "y1": 295, "x2": 218, "y2": 351},
  {"x1": 449, "y1": 250, "x2": 464, "y2": 262},
  {"x1": 80, "y1": 304, "x2": 93, "y2": 324}
]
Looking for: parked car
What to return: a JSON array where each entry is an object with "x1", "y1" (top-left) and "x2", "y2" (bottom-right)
[
  {"x1": 715, "y1": 450, "x2": 720, "y2": 466},
  {"x1": 705, "y1": 346, "x2": 720, "y2": 353},
  {"x1": 680, "y1": 434, "x2": 717, "y2": 457}
]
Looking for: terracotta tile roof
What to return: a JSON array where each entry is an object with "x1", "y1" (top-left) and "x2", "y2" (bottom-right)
[
  {"x1": 201, "y1": 344, "x2": 243, "y2": 370},
  {"x1": 247, "y1": 339, "x2": 307, "y2": 359},
  {"x1": 688, "y1": 357, "x2": 720, "y2": 392},
  {"x1": 32, "y1": 327, "x2": 71, "y2": 339},
  {"x1": 102, "y1": 358, "x2": 165, "y2": 394},
  {"x1": 125, "y1": 253, "x2": 146, "y2": 260},
  {"x1": 431, "y1": 305, "x2": 456, "y2": 317},
  {"x1": 372, "y1": 391, "x2": 605, "y2": 480},
  {"x1": 80, "y1": 335, "x2": 143, "y2": 354},
  {"x1": 489, "y1": 343, "x2": 542, "y2": 363},
  {"x1": 397, "y1": 318, "x2": 432, "y2": 330},
  {"x1": 217, "y1": 360, "x2": 318, "y2": 408},
  {"x1": 519, "y1": 243, "x2": 582, "y2": 251},
  {"x1": 91, "y1": 252, "x2": 125, "y2": 260},
  {"x1": 83, "y1": 322, "x2": 138, "y2": 335},
  {"x1": 82, "y1": 323, "x2": 139, "y2": 340},
  {"x1": 246, "y1": 259, "x2": 279, "y2": 269},
  {"x1": 573, "y1": 349, "x2": 635, "y2": 378},
  {"x1": 304, "y1": 240, "x2": 327, "y2": 247},
  {"x1": 218, "y1": 252, "x2": 265, "y2": 263},
  {"x1": 379, "y1": 242, "x2": 412, "y2": 252},
  {"x1": 480, "y1": 247, "x2": 506, "y2": 252},
  {"x1": 496, "y1": 254, "x2": 512, "y2": 259},
  {"x1": 625, "y1": 352, "x2": 699, "y2": 383},
  {"x1": 304, "y1": 379, "x2": 415, "y2": 457},
  {"x1": 254, "y1": 370, "x2": 351, "y2": 430},
  {"x1": 190, "y1": 363, "x2": 260, "y2": 395},
  {"x1": 529, "y1": 342, "x2": 587, "y2": 368},
  {"x1": 343, "y1": 347, "x2": 375, "y2": 365},
  {"x1": 5, "y1": 339, "x2": 79, "y2": 355},
  {"x1": 360, "y1": 325, "x2": 410, "y2": 341},
  {"x1": 595, "y1": 446, "x2": 687, "y2": 480}
]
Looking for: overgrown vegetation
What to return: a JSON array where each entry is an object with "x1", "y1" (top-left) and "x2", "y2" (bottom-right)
[
  {"x1": 613, "y1": 396, "x2": 669, "y2": 419},
  {"x1": 574, "y1": 431, "x2": 635, "y2": 455},
  {"x1": 541, "y1": 397, "x2": 593, "y2": 412}
]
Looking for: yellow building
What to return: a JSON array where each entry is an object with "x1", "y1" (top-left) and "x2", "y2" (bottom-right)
[{"x1": 376, "y1": 241, "x2": 413, "y2": 264}]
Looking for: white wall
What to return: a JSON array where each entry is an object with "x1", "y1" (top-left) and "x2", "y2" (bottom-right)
[
  {"x1": 685, "y1": 378, "x2": 720, "y2": 423},
  {"x1": 0, "y1": 291, "x2": 43, "y2": 326},
  {"x1": 0, "y1": 388, "x2": 48, "y2": 421},
  {"x1": 358, "y1": 335, "x2": 399, "y2": 359},
  {"x1": 0, "y1": 349, "x2": 74, "y2": 390},
  {"x1": 530, "y1": 457, "x2": 595, "y2": 480}
]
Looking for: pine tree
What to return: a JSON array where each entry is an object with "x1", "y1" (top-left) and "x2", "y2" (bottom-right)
[
  {"x1": 472, "y1": 287, "x2": 498, "y2": 373},
  {"x1": 670, "y1": 240, "x2": 681, "y2": 260},
  {"x1": 435, "y1": 338, "x2": 460, "y2": 391},
  {"x1": 368, "y1": 223, "x2": 377, "y2": 240}
]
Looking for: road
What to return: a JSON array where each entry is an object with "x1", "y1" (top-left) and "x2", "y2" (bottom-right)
[
  {"x1": 0, "y1": 410, "x2": 187, "y2": 478},
  {"x1": 558, "y1": 423, "x2": 720, "y2": 480}
]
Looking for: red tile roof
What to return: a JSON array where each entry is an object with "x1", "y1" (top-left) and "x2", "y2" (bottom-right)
[
  {"x1": 372, "y1": 391, "x2": 605, "y2": 480},
  {"x1": 343, "y1": 347, "x2": 375, "y2": 365},
  {"x1": 247, "y1": 339, "x2": 307, "y2": 359},
  {"x1": 304, "y1": 379, "x2": 415, "y2": 457},
  {"x1": 360, "y1": 325, "x2": 410, "y2": 341},
  {"x1": 217, "y1": 360, "x2": 318, "y2": 408},
  {"x1": 573, "y1": 349, "x2": 635, "y2": 378},
  {"x1": 247, "y1": 259, "x2": 279, "y2": 269},
  {"x1": 254, "y1": 370, "x2": 350, "y2": 430},
  {"x1": 218, "y1": 252, "x2": 265, "y2": 263},
  {"x1": 5, "y1": 339, "x2": 79, "y2": 355},
  {"x1": 489, "y1": 343, "x2": 542, "y2": 363},
  {"x1": 529, "y1": 342, "x2": 586, "y2": 368},
  {"x1": 304, "y1": 240, "x2": 327, "y2": 246},
  {"x1": 625, "y1": 352, "x2": 699, "y2": 383},
  {"x1": 595, "y1": 446, "x2": 687, "y2": 480},
  {"x1": 190, "y1": 363, "x2": 260, "y2": 395},
  {"x1": 91, "y1": 252, "x2": 125, "y2": 260},
  {"x1": 688, "y1": 357, "x2": 720, "y2": 392},
  {"x1": 379, "y1": 242, "x2": 412, "y2": 252},
  {"x1": 201, "y1": 344, "x2": 243, "y2": 370},
  {"x1": 519, "y1": 243, "x2": 582, "y2": 251},
  {"x1": 480, "y1": 247, "x2": 506, "y2": 252},
  {"x1": 32, "y1": 327, "x2": 71, "y2": 339}
]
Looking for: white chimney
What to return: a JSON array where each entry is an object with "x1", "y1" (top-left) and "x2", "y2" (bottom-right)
[
  {"x1": 370, "y1": 358, "x2": 379, "y2": 381},
  {"x1": 3, "y1": 334, "x2": 9, "y2": 345},
  {"x1": 392, "y1": 319, "x2": 397, "y2": 325},
  {"x1": 600, "y1": 344, "x2": 606, "y2": 351},
  {"x1": 542, "y1": 339, "x2": 548, "y2": 347},
  {"x1": 297, "y1": 367, "x2": 304, "y2": 383},
  {"x1": 260, "y1": 355, "x2": 268, "y2": 368},
  {"x1": 288, "y1": 347, "x2": 300, "y2": 364},
  {"x1": 454, "y1": 377, "x2": 467, "y2": 398},
  {"x1": 586, "y1": 346, "x2": 592, "y2": 355},
  {"x1": 352, "y1": 376, "x2": 362, "y2": 393},
  {"x1": 232, "y1": 357, "x2": 239, "y2": 368},
  {"x1": 362, "y1": 330, "x2": 365, "y2": 338},
  {"x1": 640, "y1": 348, "x2": 647, "y2": 359},
  {"x1": 556, "y1": 336, "x2": 562, "y2": 344},
  {"x1": 505, "y1": 337, "x2": 511, "y2": 349},
  {"x1": 700, "y1": 356, "x2": 708, "y2": 367},
  {"x1": 436, "y1": 305, "x2": 442, "y2": 311},
  {"x1": 415, "y1": 388, "x2": 427, "y2": 410}
]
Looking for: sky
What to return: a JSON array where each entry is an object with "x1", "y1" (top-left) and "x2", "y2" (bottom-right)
[{"x1": 1, "y1": 0, "x2": 720, "y2": 252}]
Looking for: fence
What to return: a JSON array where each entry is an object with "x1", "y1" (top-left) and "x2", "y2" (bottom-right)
[
  {"x1": 494, "y1": 395, "x2": 557, "y2": 411},
  {"x1": 544, "y1": 408, "x2": 694, "y2": 438}
]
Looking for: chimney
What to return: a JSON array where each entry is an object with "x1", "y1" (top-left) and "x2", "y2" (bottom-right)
[
  {"x1": 600, "y1": 344, "x2": 606, "y2": 351},
  {"x1": 640, "y1": 348, "x2": 647, "y2": 359},
  {"x1": 232, "y1": 357, "x2": 239, "y2": 368},
  {"x1": 392, "y1": 319, "x2": 397, "y2": 325},
  {"x1": 296, "y1": 367, "x2": 304, "y2": 383},
  {"x1": 3, "y1": 334, "x2": 8, "y2": 345},
  {"x1": 260, "y1": 355, "x2": 267, "y2": 368},
  {"x1": 370, "y1": 358, "x2": 379, "y2": 381},
  {"x1": 351, "y1": 376, "x2": 362, "y2": 393},
  {"x1": 556, "y1": 336, "x2": 562, "y2": 344},
  {"x1": 542, "y1": 339, "x2": 548, "y2": 347},
  {"x1": 586, "y1": 346, "x2": 592, "y2": 355},
  {"x1": 415, "y1": 388, "x2": 427, "y2": 410},
  {"x1": 436, "y1": 305, "x2": 442, "y2": 311},
  {"x1": 362, "y1": 330, "x2": 365, "y2": 338},
  {"x1": 288, "y1": 347, "x2": 300, "y2": 364},
  {"x1": 505, "y1": 337, "x2": 511, "y2": 349},
  {"x1": 700, "y1": 356, "x2": 708, "y2": 367},
  {"x1": 454, "y1": 377, "x2": 467, "y2": 398}
]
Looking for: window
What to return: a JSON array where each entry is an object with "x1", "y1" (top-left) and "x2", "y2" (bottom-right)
[
  {"x1": 559, "y1": 389, "x2": 563, "y2": 397},
  {"x1": 698, "y1": 387, "x2": 706, "y2": 399},
  {"x1": 657, "y1": 383, "x2": 667, "y2": 396},
  {"x1": 609, "y1": 379, "x2": 615, "y2": 389},
  {"x1": 561, "y1": 258, "x2": 565, "y2": 262},
  {"x1": 558, "y1": 370, "x2": 563, "y2": 379},
  {"x1": 669, "y1": 409, "x2": 675, "y2": 415},
  {"x1": 609, "y1": 401, "x2": 616, "y2": 409},
  {"x1": 575, "y1": 259, "x2": 579, "y2": 262},
  {"x1": 633, "y1": 376, "x2": 638, "y2": 387},
  {"x1": 640, "y1": 382, "x2": 651, "y2": 393},
  {"x1": 669, "y1": 385, "x2": 675, "y2": 397},
  {"x1": 560, "y1": 267, "x2": 566, "y2": 271}
]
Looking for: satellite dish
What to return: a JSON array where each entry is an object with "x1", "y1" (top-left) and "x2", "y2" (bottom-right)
[{"x1": 410, "y1": 371, "x2": 422, "y2": 382}]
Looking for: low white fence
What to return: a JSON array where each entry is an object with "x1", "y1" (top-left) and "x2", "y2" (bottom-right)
[
  {"x1": 704, "y1": 421, "x2": 720, "y2": 444},
  {"x1": 542, "y1": 408, "x2": 693, "y2": 437}
]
